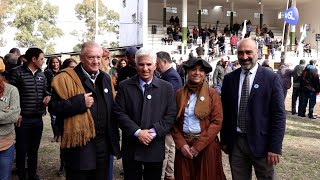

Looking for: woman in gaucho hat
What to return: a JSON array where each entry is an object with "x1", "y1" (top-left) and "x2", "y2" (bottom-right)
[{"x1": 172, "y1": 57, "x2": 225, "y2": 180}]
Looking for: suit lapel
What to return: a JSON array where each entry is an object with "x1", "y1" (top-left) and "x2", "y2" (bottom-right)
[
  {"x1": 249, "y1": 66, "x2": 263, "y2": 100},
  {"x1": 101, "y1": 73, "x2": 112, "y2": 114},
  {"x1": 233, "y1": 68, "x2": 241, "y2": 110}
]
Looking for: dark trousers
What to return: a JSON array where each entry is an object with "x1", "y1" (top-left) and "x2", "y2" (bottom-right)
[
  {"x1": 123, "y1": 158, "x2": 163, "y2": 180},
  {"x1": 50, "y1": 114, "x2": 59, "y2": 138},
  {"x1": 301, "y1": 91, "x2": 317, "y2": 117},
  {"x1": 229, "y1": 135, "x2": 274, "y2": 180},
  {"x1": 15, "y1": 117, "x2": 43, "y2": 179},
  {"x1": 65, "y1": 157, "x2": 109, "y2": 180},
  {"x1": 292, "y1": 87, "x2": 302, "y2": 114}
]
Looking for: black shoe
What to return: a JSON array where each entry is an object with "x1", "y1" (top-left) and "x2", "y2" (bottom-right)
[
  {"x1": 298, "y1": 114, "x2": 306, "y2": 117},
  {"x1": 309, "y1": 116, "x2": 317, "y2": 119},
  {"x1": 292, "y1": 112, "x2": 297, "y2": 115},
  {"x1": 28, "y1": 174, "x2": 41, "y2": 180}
]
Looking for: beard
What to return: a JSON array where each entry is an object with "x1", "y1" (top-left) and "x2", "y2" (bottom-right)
[{"x1": 239, "y1": 57, "x2": 257, "y2": 70}]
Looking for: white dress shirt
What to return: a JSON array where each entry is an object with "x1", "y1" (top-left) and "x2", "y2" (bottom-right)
[{"x1": 183, "y1": 93, "x2": 201, "y2": 134}]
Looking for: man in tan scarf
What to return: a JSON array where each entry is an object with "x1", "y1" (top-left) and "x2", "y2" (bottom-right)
[{"x1": 51, "y1": 42, "x2": 120, "y2": 180}]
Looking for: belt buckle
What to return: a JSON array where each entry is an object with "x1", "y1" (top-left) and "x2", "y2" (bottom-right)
[{"x1": 184, "y1": 133, "x2": 199, "y2": 141}]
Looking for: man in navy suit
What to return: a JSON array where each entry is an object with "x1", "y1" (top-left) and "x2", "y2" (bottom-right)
[
  {"x1": 220, "y1": 38, "x2": 286, "y2": 180},
  {"x1": 156, "y1": 51, "x2": 183, "y2": 91},
  {"x1": 114, "y1": 48, "x2": 176, "y2": 180},
  {"x1": 156, "y1": 51, "x2": 182, "y2": 180}
]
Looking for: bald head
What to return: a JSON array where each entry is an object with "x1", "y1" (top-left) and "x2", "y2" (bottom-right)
[
  {"x1": 237, "y1": 38, "x2": 259, "y2": 70},
  {"x1": 237, "y1": 38, "x2": 258, "y2": 51}
]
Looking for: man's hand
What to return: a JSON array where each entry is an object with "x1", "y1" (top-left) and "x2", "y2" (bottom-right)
[
  {"x1": 267, "y1": 152, "x2": 280, "y2": 166},
  {"x1": 16, "y1": 115, "x2": 22, "y2": 127},
  {"x1": 190, "y1": 146, "x2": 199, "y2": 157},
  {"x1": 84, "y1": 92, "x2": 94, "y2": 108},
  {"x1": 138, "y1": 129, "x2": 154, "y2": 146},
  {"x1": 180, "y1": 144, "x2": 193, "y2": 159},
  {"x1": 43, "y1": 96, "x2": 51, "y2": 106}
]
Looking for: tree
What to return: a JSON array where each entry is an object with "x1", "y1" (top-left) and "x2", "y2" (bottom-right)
[
  {"x1": 74, "y1": 0, "x2": 119, "y2": 43},
  {"x1": 10, "y1": 0, "x2": 64, "y2": 54},
  {"x1": 0, "y1": 0, "x2": 11, "y2": 34}
]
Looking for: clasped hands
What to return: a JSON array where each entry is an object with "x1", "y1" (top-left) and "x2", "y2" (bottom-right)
[
  {"x1": 181, "y1": 144, "x2": 199, "y2": 159},
  {"x1": 137, "y1": 129, "x2": 155, "y2": 146}
]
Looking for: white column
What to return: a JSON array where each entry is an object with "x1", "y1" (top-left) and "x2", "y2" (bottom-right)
[
  {"x1": 164, "y1": 0, "x2": 167, "y2": 8},
  {"x1": 181, "y1": 0, "x2": 187, "y2": 55},
  {"x1": 182, "y1": 0, "x2": 187, "y2": 29},
  {"x1": 291, "y1": 0, "x2": 296, "y2": 32},
  {"x1": 142, "y1": 0, "x2": 149, "y2": 48},
  {"x1": 95, "y1": 0, "x2": 98, "y2": 41},
  {"x1": 199, "y1": 0, "x2": 201, "y2": 10},
  {"x1": 261, "y1": 3, "x2": 264, "y2": 14},
  {"x1": 231, "y1": 1, "x2": 234, "y2": 12}
]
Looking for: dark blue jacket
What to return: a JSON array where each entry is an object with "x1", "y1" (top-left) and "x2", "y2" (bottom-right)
[
  {"x1": 114, "y1": 75, "x2": 176, "y2": 162},
  {"x1": 220, "y1": 65, "x2": 286, "y2": 157},
  {"x1": 160, "y1": 67, "x2": 182, "y2": 92}
]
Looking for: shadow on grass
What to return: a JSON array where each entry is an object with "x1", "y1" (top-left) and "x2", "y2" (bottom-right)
[
  {"x1": 285, "y1": 127, "x2": 320, "y2": 139},
  {"x1": 286, "y1": 114, "x2": 320, "y2": 126}
]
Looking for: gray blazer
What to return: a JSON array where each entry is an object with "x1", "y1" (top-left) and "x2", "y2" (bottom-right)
[{"x1": 114, "y1": 75, "x2": 176, "y2": 162}]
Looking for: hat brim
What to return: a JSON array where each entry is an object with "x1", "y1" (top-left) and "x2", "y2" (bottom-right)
[{"x1": 182, "y1": 58, "x2": 212, "y2": 73}]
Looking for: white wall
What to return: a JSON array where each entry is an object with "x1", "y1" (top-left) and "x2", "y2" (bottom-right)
[
  {"x1": 119, "y1": 0, "x2": 143, "y2": 47},
  {"x1": 295, "y1": 2, "x2": 320, "y2": 49}
]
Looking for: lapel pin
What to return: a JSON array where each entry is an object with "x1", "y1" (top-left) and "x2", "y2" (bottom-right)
[
  {"x1": 200, "y1": 96, "x2": 205, "y2": 101},
  {"x1": 147, "y1": 95, "x2": 152, "y2": 100},
  {"x1": 254, "y1": 84, "x2": 259, "y2": 89},
  {"x1": 104, "y1": 88, "x2": 109, "y2": 93}
]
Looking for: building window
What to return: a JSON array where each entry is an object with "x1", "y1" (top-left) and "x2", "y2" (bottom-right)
[
  {"x1": 254, "y1": 12, "x2": 261, "y2": 19},
  {"x1": 132, "y1": 13, "x2": 136, "y2": 23},
  {"x1": 227, "y1": 11, "x2": 237, "y2": 17},
  {"x1": 197, "y1": 9, "x2": 209, "y2": 15},
  {"x1": 166, "y1": 7, "x2": 177, "y2": 14}
]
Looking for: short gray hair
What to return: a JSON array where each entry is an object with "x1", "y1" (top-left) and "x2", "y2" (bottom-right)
[
  {"x1": 135, "y1": 48, "x2": 157, "y2": 64},
  {"x1": 80, "y1": 41, "x2": 102, "y2": 57}
]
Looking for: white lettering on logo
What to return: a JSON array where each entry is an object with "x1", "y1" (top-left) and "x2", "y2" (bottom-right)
[{"x1": 285, "y1": 11, "x2": 295, "y2": 20}]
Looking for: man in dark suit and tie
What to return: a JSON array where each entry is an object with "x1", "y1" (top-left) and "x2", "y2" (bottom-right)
[
  {"x1": 156, "y1": 51, "x2": 182, "y2": 180},
  {"x1": 114, "y1": 48, "x2": 176, "y2": 180},
  {"x1": 220, "y1": 38, "x2": 286, "y2": 179}
]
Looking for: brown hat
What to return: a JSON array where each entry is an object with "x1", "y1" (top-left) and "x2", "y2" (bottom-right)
[{"x1": 0, "y1": 58, "x2": 5, "y2": 74}]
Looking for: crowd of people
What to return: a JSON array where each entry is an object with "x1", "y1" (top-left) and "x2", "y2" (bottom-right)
[{"x1": 0, "y1": 37, "x2": 294, "y2": 180}]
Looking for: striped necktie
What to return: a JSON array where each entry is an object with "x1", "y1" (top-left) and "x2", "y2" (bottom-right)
[{"x1": 238, "y1": 70, "x2": 250, "y2": 133}]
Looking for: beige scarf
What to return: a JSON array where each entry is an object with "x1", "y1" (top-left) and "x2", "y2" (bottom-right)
[
  {"x1": 51, "y1": 68, "x2": 96, "y2": 148},
  {"x1": 176, "y1": 80, "x2": 210, "y2": 120}
]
